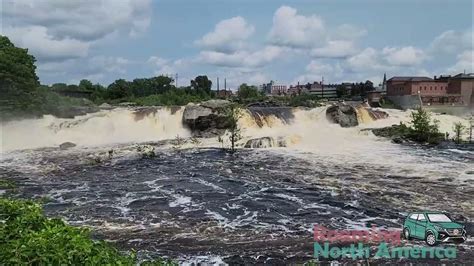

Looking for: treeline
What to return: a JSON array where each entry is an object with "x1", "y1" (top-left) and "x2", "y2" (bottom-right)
[
  {"x1": 0, "y1": 35, "x2": 221, "y2": 119},
  {"x1": 49, "y1": 75, "x2": 215, "y2": 105}
]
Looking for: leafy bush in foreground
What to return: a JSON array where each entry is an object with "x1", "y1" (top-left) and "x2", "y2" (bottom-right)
[{"x1": 0, "y1": 198, "x2": 172, "y2": 265}]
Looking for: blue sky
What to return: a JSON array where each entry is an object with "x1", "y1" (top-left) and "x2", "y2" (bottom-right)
[{"x1": 2, "y1": 0, "x2": 473, "y2": 89}]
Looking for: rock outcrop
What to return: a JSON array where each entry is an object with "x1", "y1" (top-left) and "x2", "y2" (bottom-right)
[
  {"x1": 326, "y1": 104, "x2": 359, "y2": 127},
  {"x1": 59, "y1": 142, "x2": 76, "y2": 150},
  {"x1": 244, "y1": 137, "x2": 287, "y2": 148},
  {"x1": 182, "y1": 100, "x2": 232, "y2": 137}
]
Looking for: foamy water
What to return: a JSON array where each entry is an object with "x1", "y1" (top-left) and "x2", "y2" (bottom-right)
[{"x1": 1, "y1": 107, "x2": 190, "y2": 152}]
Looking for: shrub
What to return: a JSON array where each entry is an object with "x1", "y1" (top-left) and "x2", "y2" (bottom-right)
[
  {"x1": 408, "y1": 107, "x2": 442, "y2": 143},
  {"x1": 0, "y1": 198, "x2": 173, "y2": 265}
]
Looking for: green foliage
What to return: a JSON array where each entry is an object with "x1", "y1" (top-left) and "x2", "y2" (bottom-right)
[
  {"x1": 0, "y1": 35, "x2": 39, "y2": 92},
  {"x1": 0, "y1": 198, "x2": 173, "y2": 265},
  {"x1": 237, "y1": 83, "x2": 263, "y2": 100},
  {"x1": 190, "y1": 75, "x2": 212, "y2": 94},
  {"x1": 107, "y1": 79, "x2": 134, "y2": 100},
  {"x1": 452, "y1": 122, "x2": 466, "y2": 144},
  {"x1": 336, "y1": 84, "x2": 349, "y2": 98},
  {"x1": 409, "y1": 107, "x2": 441, "y2": 143},
  {"x1": 221, "y1": 103, "x2": 243, "y2": 153},
  {"x1": 350, "y1": 80, "x2": 374, "y2": 97},
  {"x1": 133, "y1": 88, "x2": 211, "y2": 106},
  {"x1": 288, "y1": 93, "x2": 321, "y2": 108}
]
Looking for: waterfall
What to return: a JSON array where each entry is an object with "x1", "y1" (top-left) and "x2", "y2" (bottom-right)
[
  {"x1": 1, "y1": 107, "x2": 190, "y2": 152},
  {"x1": 1, "y1": 105, "x2": 469, "y2": 152}
]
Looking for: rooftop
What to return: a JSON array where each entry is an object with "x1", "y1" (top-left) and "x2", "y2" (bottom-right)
[{"x1": 387, "y1": 76, "x2": 433, "y2": 82}]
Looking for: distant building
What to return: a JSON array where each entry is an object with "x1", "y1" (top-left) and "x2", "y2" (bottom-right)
[
  {"x1": 443, "y1": 73, "x2": 474, "y2": 107},
  {"x1": 386, "y1": 76, "x2": 464, "y2": 108},
  {"x1": 307, "y1": 82, "x2": 338, "y2": 99},
  {"x1": 260, "y1": 81, "x2": 287, "y2": 95},
  {"x1": 287, "y1": 84, "x2": 307, "y2": 96},
  {"x1": 213, "y1": 89, "x2": 233, "y2": 98},
  {"x1": 367, "y1": 91, "x2": 383, "y2": 106}
]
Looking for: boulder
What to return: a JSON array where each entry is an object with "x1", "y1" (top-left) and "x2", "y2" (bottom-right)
[
  {"x1": 182, "y1": 100, "x2": 232, "y2": 137},
  {"x1": 326, "y1": 104, "x2": 359, "y2": 127},
  {"x1": 59, "y1": 142, "x2": 76, "y2": 150},
  {"x1": 244, "y1": 137, "x2": 286, "y2": 148}
]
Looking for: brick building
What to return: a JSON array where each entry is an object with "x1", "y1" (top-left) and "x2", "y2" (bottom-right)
[{"x1": 386, "y1": 76, "x2": 463, "y2": 106}]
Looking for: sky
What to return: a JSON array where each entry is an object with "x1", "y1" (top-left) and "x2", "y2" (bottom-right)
[{"x1": 1, "y1": 0, "x2": 473, "y2": 89}]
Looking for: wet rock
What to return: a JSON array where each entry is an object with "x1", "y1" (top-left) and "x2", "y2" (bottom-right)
[
  {"x1": 182, "y1": 100, "x2": 232, "y2": 137},
  {"x1": 59, "y1": 142, "x2": 76, "y2": 150},
  {"x1": 244, "y1": 137, "x2": 287, "y2": 148},
  {"x1": 326, "y1": 104, "x2": 358, "y2": 127},
  {"x1": 392, "y1": 137, "x2": 404, "y2": 144},
  {"x1": 99, "y1": 103, "x2": 113, "y2": 109}
]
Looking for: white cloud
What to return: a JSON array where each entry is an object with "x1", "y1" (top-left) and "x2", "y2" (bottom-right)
[
  {"x1": 305, "y1": 60, "x2": 335, "y2": 74},
  {"x1": 147, "y1": 56, "x2": 169, "y2": 67},
  {"x1": 346, "y1": 48, "x2": 381, "y2": 71},
  {"x1": 3, "y1": 0, "x2": 152, "y2": 41},
  {"x1": 3, "y1": 26, "x2": 90, "y2": 60},
  {"x1": 311, "y1": 40, "x2": 358, "y2": 58},
  {"x1": 198, "y1": 46, "x2": 283, "y2": 68},
  {"x1": 196, "y1": 16, "x2": 255, "y2": 53},
  {"x1": 2, "y1": 0, "x2": 152, "y2": 64},
  {"x1": 430, "y1": 29, "x2": 473, "y2": 54},
  {"x1": 447, "y1": 50, "x2": 473, "y2": 73},
  {"x1": 382, "y1": 46, "x2": 426, "y2": 66},
  {"x1": 37, "y1": 56, "x2": 131, "y2": 84},
  {"x1": 268, "y1": 6, "x2": 326, "y2": 48},
  {"x1": 332, "y1": 24, "x2": 367, "y2": 40}
]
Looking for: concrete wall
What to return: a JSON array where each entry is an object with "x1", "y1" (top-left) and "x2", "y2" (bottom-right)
[{"x1": 386, "y1": 95, "x2": 421, "y2": 109}]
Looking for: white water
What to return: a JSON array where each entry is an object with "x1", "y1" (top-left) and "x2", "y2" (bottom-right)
[
  {"x1": 1, "y1": 107, "x2": 190, "y2": 152},
  {"x1": 0, "y1": 106, "x2": 471, "y2": 162}
]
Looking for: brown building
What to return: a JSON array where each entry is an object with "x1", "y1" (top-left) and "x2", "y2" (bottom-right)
[
  {"x1": 443, "y1": 73, "x2": 474, "y2": 106},
  {"x1": 386, "y1": 76, "x2": 462, "y2": 106}
]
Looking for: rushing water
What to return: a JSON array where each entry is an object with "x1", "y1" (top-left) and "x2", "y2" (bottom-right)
[{"x1": 1, "y1": 106, "x2": 473, "y2": 264}]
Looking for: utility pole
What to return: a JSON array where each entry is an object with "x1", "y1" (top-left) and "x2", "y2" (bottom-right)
[
  {"x1": 217, "y1": 77, "x2": 220, "y2": 97},
  {"x1": 175, "y1": 73, "x2": 178, "y2": 87},
  {"x1": 224, "y1": 78, "x2": 227, "y2": 97}
]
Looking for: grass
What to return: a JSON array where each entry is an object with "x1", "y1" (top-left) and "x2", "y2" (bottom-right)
[{"x1": 0, "y1": 198, "x2": 175, "y2": 265}]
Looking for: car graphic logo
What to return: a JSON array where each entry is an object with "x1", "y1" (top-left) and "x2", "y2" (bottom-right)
[{"x1": 453, "y1": 229, "x2": 459, "y2": 235}]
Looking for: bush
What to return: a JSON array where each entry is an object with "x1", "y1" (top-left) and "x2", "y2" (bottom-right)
[
  {"x1": 0, "y1": 198, "x2": 173, "y2": 265},
  {"x1": 408, "y1": 107, "x2": 442, "y2": 143},
  {"x1": 288, "y1": 93, "x2": 321, "y2": 108}
]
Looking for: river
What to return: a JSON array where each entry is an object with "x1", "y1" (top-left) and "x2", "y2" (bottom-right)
[{"x1": 1, "y1": 106, "x2": 473, "y2": 264}]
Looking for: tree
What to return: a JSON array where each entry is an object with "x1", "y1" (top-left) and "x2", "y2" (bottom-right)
[
  {"x1": 409, "y1": 107, "x2": 440, "y2": 143},
  {"x1": 222, "y1": 103, "x2": 243, "y2": 153},
  {"x1": 452, "y1": 122, "x2": 466, "y2": 144},
  {"x1": 131, "y1": 75, "x2": 174, "y2": 97},
  {"x1": 107, "y1": 79, "x2": 132, "y2": 99},
  {"x1": 0, "y1": 35, "x2": 39, "y2": 92},
  {"x1": 237, "y1": 83, "x2": 261, "y2": 99},
  {"x1": 78, "y1": 79, "x2": 94, "y2": 91},
  {"x1": 191, "y1": 75, "x2": 212, "y2": 94},
  {"x1": 336, "y1": 84, "x2": 348, "y2": 98}
]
